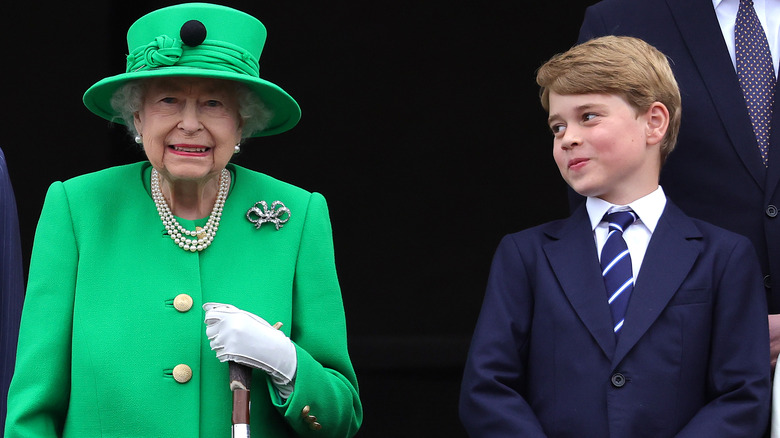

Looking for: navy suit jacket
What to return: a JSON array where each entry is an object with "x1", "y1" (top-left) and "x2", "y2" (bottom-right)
[
  {"x1": 0, "y1": 147, "x2": 24, "y2": 433},
  {"x1": 576, "y1": 0, "x2": 780, "y2": 311},
  {"x1": 459, "y1": 201, "x2": 770, "y2": 437}
]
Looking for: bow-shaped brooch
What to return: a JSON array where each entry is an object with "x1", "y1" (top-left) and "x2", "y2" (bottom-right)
[{"x1": 246, "y1": 200, "x2": 291, "y2": 231}]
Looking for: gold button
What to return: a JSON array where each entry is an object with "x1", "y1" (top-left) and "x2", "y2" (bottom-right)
[
  {"x1": 173, "y1": 364, "x2": 193, "y2": 383},
  {"x1": 173, "y1": 294, "x2": 193, "y2": 312}
]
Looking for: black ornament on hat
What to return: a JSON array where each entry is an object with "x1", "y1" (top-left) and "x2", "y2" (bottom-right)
[{"x1": 180, "y1": 20, "x2": 207, "y2": 46}]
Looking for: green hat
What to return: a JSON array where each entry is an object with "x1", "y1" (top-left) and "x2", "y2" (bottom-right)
[{"x1": 83, "y1": 2, "x2": 301, "y2": 137}]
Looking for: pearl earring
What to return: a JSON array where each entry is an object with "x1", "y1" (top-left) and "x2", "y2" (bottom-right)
[
  {"x1": 234, "y1": 144, "x2": 241, "y2": 154},
  {"x1": 134, "y1": 135, "x2": 143, "y2": 144}
]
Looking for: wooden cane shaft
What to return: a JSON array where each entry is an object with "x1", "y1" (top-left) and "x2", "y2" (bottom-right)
[
  {"x1": 229, "y1": 361, "x2": 252, "y2": 429},
  {"x1": 228, "y1": 321, "x2": 282, "y2": 430},
  {"x1": 232, "y1": 388, "x2": 251, "y2": 424}
]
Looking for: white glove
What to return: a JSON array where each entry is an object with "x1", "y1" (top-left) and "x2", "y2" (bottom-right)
[{"x1": 203, "y1": 303, "x2": 297, "y2": 393}]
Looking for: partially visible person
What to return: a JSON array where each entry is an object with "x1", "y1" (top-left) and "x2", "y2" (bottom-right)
[
  {"x1": 577, "y1": 0, "x2": 780, "y2": 367},
  {"x1": 459, "y1": 36, "x2": 770, "y2": 437},
  {"x1": 0, "y1": 146, "x2": 24, "y2": 434},
  {"x1": 5, "y1": 4, "x2": 361, "y2": 437}
]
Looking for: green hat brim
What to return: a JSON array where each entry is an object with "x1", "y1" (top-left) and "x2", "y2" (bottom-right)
[{"x1": 83, "y1": 67, "x2": 301, "y2": 137}]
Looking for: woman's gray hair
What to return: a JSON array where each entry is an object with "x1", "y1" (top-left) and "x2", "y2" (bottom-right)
[{"x1": 110, "y1": 79, "x2": 273, "y2": 141}]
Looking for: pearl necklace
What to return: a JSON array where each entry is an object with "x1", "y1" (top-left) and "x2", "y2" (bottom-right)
[{"x1": 151, "y1": 168, "x2": 229, "y2": 252}]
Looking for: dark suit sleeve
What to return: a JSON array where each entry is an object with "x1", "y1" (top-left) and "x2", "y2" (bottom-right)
[
  {"x1": 459, "y1": 235, "x2": 548, "y2": 437},
  {"x1": 578, "y1": 4, "x2": 610, "y2": 44},
  {"x1": 675, "y1": 236, "x2": 770, "y2": 437},
  {"x1": 0, "y1": 147, "x2": 25, "y2": 434}
]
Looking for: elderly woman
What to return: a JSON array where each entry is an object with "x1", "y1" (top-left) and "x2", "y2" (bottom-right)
[{"x1": 5, "y1": 3, "x2": 361, "y2": 437}]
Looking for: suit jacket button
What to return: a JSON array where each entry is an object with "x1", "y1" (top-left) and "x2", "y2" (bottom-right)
[
  {"x1": 173, "y1": 294, "x2": 194, "y2": 312},
  {"x1": 765, "y1": 275, "x2": 772, "y2": 289},
  {"x1": 173, "y1": 364, "x2": 193, "y2": 383},
  {"x1": 767, "y1": 205, "x2": 778, "y2": 218},
  {"x1": 611, "y1": 373, "x2": 626, "y2": 388}
]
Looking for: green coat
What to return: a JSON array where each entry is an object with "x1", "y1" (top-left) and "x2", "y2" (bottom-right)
[{"x1": 5, "y1": 162, "x2": 362, "y2": 437}]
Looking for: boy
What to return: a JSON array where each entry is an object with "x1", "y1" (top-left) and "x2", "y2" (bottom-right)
[{"x1": 459, "y1": 36, "x2": 770, "y2": 437}]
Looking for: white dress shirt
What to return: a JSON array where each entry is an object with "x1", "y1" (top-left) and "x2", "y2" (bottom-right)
[{"x1": 713, "y1": 0, "x2": 780, "y2": 77}]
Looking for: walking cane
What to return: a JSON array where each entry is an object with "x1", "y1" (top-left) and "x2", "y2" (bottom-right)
[
  {"x1": 230, "y1": 362, "x2": 252, "y2": 438},
  {"x1": 230, "y1": 321, "x2": 284, "y2": 438}
]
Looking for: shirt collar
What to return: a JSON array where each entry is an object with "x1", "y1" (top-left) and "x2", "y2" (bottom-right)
[{"x1": 586, "y1": 186, "x2": 667, "y2": 232}]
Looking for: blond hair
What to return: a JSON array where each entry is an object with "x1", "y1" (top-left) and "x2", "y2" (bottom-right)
[{"x1": 536, "y1": 36, "x2": 681, "y2": 164}]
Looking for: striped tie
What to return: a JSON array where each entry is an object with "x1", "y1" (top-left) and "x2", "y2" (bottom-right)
[
  {"x1": 735, "y1": 0, "x2": 776, "y2": 166},
  {"x1": 601, "y1": 210, "x2": 637, "y2": 334}
]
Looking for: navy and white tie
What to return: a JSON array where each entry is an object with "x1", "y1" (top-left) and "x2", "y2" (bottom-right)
[
  {"x1": 735, "y1": 0, "x2": 776, "y2": 167},
  {"x1": 601, "y1": 210, "x2": 638, "y2": 334}
]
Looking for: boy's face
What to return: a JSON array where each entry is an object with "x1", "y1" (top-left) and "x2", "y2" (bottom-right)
[{"x1": 547, "y1": 92, "x2": 663, "y2": 205}]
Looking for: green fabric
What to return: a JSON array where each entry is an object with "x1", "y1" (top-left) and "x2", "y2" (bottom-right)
[
  {"x1": 83, "y1": 3, "x2": 301, "y2": 137},
  {"x1": 5, "y1": 162, "x2": 362, "y2": 437}
]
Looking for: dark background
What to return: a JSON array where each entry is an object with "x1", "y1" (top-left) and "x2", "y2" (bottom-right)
[{"x1": 3, "y1": 1, "x2": 598, "y2": 436}]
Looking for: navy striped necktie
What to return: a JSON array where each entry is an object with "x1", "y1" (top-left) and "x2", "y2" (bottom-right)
[
  {"x1": 601, "y1": 210, "x2": 638, "y2": 335},
  {"x1": 735, "y1": 0, "x2": 776, "y2": 167}
]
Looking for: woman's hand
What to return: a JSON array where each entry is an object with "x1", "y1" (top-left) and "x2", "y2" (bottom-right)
[{"x1": 204, "y1": 303, "x2": 297, "y2": 395}]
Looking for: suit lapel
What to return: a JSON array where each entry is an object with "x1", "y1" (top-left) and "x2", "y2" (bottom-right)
[
  {"x1": 666, "y1": 0, "x2": 766, "y2": 187},
  {"x1": 611, "y1": 201, "x2": 702, "y2": 367},
  {"x1": 544, "y1": 206, "x2": 616, "y2": 360}
]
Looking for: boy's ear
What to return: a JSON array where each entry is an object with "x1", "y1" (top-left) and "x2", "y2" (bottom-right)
[{"x1": 645, "y1": 102, "x2": 669, "y2": 146}]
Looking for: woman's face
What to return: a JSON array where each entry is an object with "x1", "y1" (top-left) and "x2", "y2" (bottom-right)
[{"x1": 134, "y1": 77, "x2": 243, "y2": 185}]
